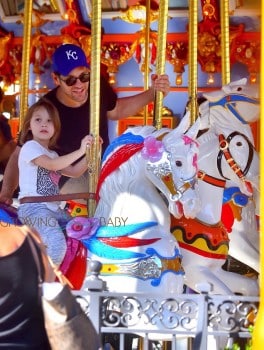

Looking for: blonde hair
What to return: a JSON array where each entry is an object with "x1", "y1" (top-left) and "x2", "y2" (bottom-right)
[{"x1": 20, "y1": 98, "x2": 61, "y2": 148}]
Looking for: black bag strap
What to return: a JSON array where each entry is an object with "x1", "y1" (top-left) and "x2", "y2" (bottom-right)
[{"x1": 20, "y1": 225, "x2": 73, "y2": 288}]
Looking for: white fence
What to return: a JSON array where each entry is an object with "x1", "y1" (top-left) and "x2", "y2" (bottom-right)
[{"x1": 74, "y1": 263, "x2": 259, "y2": 350}]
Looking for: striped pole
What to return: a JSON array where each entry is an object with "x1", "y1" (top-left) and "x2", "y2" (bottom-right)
[
  {"x1": 153, "y1": 0, "x2": 168, "y2": 130},
  {"x1": 188, "y1": 0, "x2": 198, "y2": 124},
  {"x1": 88, "y1": 0, "x2": 102, "y2": 216},
  {"x1": 19, "y1": 0, "x2": 33, "y2": 126},
  {"x1": 220, "y1": 0, "x2": 231, "y2": 85}
]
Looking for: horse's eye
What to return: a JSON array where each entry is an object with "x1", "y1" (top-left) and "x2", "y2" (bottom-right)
[
  {"x1": 237, "y1": 87, "x2": 242, "y2": 91},
  {"x1": 175, "y1": 160, "x2": 182, "y2": 167}
]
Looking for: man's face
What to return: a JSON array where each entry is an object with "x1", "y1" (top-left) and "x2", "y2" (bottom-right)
[{"x1": 53, "y1": 66, "x2": 90, "y2": 107}]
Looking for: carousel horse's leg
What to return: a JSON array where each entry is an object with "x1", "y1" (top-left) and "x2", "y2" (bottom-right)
[
  {"x1": 228, "y1": 219, "x2": 259, "y2": 274},
  {"x1": 183, "y1": 261, "x2": 259, "y2": 296}
]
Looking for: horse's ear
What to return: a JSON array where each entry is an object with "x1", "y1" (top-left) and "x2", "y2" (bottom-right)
[
  {"x1": 222, "y1": 78, "x2": 247, "y2": 93},
  {"x1": 227, "y1": 77, "x2": 247, "y2": 87},
  {"x1": 185, "y1": 117, "x2": 201, "y2": 140},
  {"x1": 199, "y1": 100, "x2": 210, "y2": 130},
  {"x1": 176, "y1": 111, "x2": 191, "y2": 135}
]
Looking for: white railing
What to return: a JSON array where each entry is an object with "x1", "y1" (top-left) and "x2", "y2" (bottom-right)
[{"x1": 74, "y1": 262, "x2": 259, "y2": 350}]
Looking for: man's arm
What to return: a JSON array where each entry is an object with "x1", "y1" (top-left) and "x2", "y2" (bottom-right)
[
  {"x1": 0, "y1": 146, "x2": 20, "y2": 205},
  {"x1": 107, "y1": 74, "x2": 170, "y2": 121}
]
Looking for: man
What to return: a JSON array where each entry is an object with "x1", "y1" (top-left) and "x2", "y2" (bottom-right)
[{"x1": 0, "y1": 43, "x2": 170, "y2": 204}]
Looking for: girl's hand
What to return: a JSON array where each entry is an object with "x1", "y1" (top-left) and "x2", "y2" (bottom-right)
[{"x1": 80, "y1": 134, "x2": 94, "y2": 154}]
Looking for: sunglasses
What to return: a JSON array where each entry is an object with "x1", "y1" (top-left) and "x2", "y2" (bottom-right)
[{"x1": 59, "y1": 72, "x2": 90, "y2": 86}]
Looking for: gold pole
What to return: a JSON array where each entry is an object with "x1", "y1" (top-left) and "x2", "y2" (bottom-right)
[
  {"x1": 143, "y1": 0, "x2": 151, "y2": 125},
  {"x1": 188, "y1": 0, "x2": 198, "y2": 124},
  {"x1": 220, "y1": 0, "x2": 230, "y2": 85},
  {"x1": 153, "y1": 0, "x2": 168, "y2": 130},
  {"x1": 19, "y1": 0, "x2": 33, "y2": 127},
  {"x1": 88, "y1": 0, "x2": 102, "y2": 217},
  {"x1": 251, "y1": 0, "x2": 263, "y2": 347}
]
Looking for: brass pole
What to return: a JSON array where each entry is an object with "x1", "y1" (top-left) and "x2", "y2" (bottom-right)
[
  {"x1": 143, "y1": 0, "x2": 151, "y2": 125},
  {"x1": 88, "y1": 0, "x2": 102, "y2": 217},
  {"x1": 220, "y1": 0, "x2": 230, "y2": 85},
  {"x1": 19, "y1": 0, "x2": 33, "y2": 127},
  {"x1": 188, "y1": 0, "x2": 198, "y2": 124},
  {"x1": 153, "y1": 0, "x2": 168, "y2": 130},
  {"x1": 251, "y1": 0, "x2": 263, "y2": 347}
]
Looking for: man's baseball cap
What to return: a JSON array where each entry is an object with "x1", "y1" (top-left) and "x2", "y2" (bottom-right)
[{"x1": 52, "y1": 44, "x2": 90, "y2": 76}]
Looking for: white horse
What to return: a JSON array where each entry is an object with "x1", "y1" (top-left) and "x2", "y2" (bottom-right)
[
  {"x1": 171, "y1": 78, "x2": 260, "y2": 296},
  {"x1": 200, "y1": 78, "x2": 260, "y2": 274},
  {"x1": 66, "y1": 113, "x2": 201, "y2": 295}
]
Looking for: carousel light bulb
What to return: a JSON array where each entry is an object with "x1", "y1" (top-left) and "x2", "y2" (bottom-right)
[
  {"x1": 108, "y1": 73, "x2": 116, "y2": 85},
  {"x1": 35, "y1": 75, "x2": 41, "y2": 85},
  {"x1": 207, "y1": 73, "x2": 215, "y2": 85},
  {"x1": 175, "y1": 73, "x2": 183, "y2": 85},
  {"x1": 250, "y1": 73, "x2": 257, "y2": 84}
]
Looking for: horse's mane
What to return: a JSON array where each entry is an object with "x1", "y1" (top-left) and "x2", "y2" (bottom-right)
[
  {"x1": 96, "y1": 126, "x2": 171, "y2": 208},
  {"x1": 124, "y1": 125, "x2": 171, "y2": 139},
  {"x1": 198, "y1": 129, "x2": 217, "y2": 145}
]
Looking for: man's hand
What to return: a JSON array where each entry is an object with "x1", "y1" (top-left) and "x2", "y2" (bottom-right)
[{"x1": 151, "y1": 74, "x2": 170, "y2": 97}]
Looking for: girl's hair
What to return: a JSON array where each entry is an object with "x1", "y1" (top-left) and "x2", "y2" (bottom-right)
[{"x1": 20, "y1": 98, "x2": 61, "y2": 148}]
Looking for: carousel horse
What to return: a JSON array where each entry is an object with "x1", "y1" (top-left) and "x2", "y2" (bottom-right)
[
  {"x1": 0, "y1": 112, "x2": 200, "y2": 296},
  {"x1": 66, "y1": 112, "x2": 201, "y2": 295},
  {"x1": 171, "y1": 78, "x2": 260, "y2": 295},
  {"x1": 200, "y1": 78, "x2": 260, "y2": 274}
]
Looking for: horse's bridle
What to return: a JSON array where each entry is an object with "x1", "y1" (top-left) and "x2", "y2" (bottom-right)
[
  {"x1": 160, "y1": 173, "x2": 197, "y2": 201},
  {"x1": 146, "y1": 149, "x2": 197, "y2": 202},
  {"x1": 208, "y1": 94, "x2": 259, "y2": 124},
  {"x1": 198, "y1": 131, "x2": 254, "y2": 192},
  {"x1": 217, "y1": 131, "x2": 254, "y2": 181}
]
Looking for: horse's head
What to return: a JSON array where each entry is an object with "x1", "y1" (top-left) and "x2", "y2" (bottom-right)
[
  {"x1": 217, "y1": 131, "x2": 259, "y2": 197},
  {"x1": 198, "y1": 127, "x2": 259, "y2": 196},
  {"x1": 199, "y1": 78, "x2": 260, "y2": 142},
  {"x1": 143, "y1": 112, "x2": 201, "y2": 219}
]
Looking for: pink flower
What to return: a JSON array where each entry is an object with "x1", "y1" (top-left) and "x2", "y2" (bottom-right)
[{"x1": 141, "y1": 136, "x2": 164, "y2": 162}]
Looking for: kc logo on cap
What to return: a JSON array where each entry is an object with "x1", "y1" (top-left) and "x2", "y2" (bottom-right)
[
  {"x1": 65, "y1": 49, "x2": 79, "y2": 61},
  {"x1": 52, "y1": 44, "x2": 90, "y2": 76}
]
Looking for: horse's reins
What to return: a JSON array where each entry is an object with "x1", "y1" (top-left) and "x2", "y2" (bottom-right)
[
  {"x1": 197, "y1": 132, "x2": 254, "y2": 192},
  {"x1": 208, "y1": 94, "x2": 259, "y2": 124},
  {"x1": 197, "y1": 170, "x2": 226, "y2": 188},
  {"x1": 217, "y1": 131, "x2": 254, "y2": 178}
]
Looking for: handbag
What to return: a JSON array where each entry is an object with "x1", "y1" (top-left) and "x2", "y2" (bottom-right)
[{"x1": 21, "y1": 226, "x2": 102, "y2": 350}]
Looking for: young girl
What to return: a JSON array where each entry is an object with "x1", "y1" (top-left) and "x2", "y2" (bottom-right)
[{"x1": 17, "y1": 98, "x2": 94, "y2": 266}]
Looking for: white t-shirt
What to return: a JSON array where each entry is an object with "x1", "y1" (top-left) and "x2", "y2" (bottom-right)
[{"x1": 18, "y1": 140, "x2": 61, "y2": 210}]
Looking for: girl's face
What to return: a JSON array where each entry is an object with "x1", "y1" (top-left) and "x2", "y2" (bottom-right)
[{"x1": 30, "y1": 106, "x2": 55, "y2": 147}]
